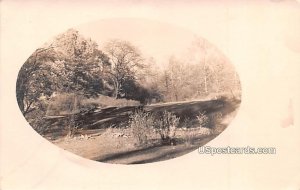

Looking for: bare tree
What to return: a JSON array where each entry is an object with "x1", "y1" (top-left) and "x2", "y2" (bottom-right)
[{"x1": 104, "y1": 39, "x2": 144, "y2": 98}]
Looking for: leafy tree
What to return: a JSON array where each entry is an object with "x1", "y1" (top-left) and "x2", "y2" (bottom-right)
[
  {"x1": 16, "y1": 46, "x2": 59, "y2": 115},
  {"x1": 51, "y1": 29, "x2": 111, "y2": 96},
  {"x1": 16, "y1": 29, "x2": 111, "y2": 138}
]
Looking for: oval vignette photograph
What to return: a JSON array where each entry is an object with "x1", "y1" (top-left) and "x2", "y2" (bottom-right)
[{"x1": 16, "y1": 18, "x2": 241, "y2": 164}]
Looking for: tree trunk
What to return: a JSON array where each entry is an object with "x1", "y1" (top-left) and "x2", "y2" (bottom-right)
[
  {"x1": 204, "y1": 74, "x2": 208, "y2": 94},
  {"x1": 114, "y1": 80, "x2": 121, "y2": 99},
  {"x1": 16, "y1": 76, "x2": 26, "y2": 114},
  {"x1": 114, "y1": 83, "x2": 119, "y2": 98}
]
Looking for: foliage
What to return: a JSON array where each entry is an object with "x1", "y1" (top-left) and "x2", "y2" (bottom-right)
[
  {"x1": 16, "y1": 28, "x2": 241, "y2": 138},
  {"x1": 128, "y1": 110, "x2": 180, "y2": 147},
  {"x1": 16, "y1": 29, "x2": 111, "y2": 116},
  {"x1": 210, "y1": 112, "x2": 224, "y2": 134},
  {"x1": 128, "y1": 110, "x2": 155, "y2": 146},
  {"x1": 81, "y1": 95, "x2": 140, "y2": 108},
  {"x1": 196, "y1": 111, "x2": 224, "y2": 136},
  {"x1": 154, "y1": 111, "x2": 179, "y2": 145},
  {"x1": 196, "y1": 111, "x2": 209, "y2": 128},
  {"x1": 46, "y1": 93, "x2": 140, "y2": 117},
  {"x1": 26, "y1": 100, "x2": 50, "y2": 134},
  {"x1": 103, "y1": 39, "x2": 145, "y2": 98},
  {"x1": 157, "y1": 38, "x2": 241, "y2": 102},
  {"x1": 65, "y1": 114, "x2": 82, "y2": 138},
  {"x1": 51, "y1": 29, "x2": 111, "y2": 96},
  {"x1": 16, "y1": 47, "x2": 59, "y2": 115},
  {"x1": 46, "y1": 93, "x2": 84, "y2": 116}
]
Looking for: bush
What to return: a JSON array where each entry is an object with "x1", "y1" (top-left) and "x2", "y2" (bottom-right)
[
  {"x1": 65, "y1": 114, "x2": 83, "y2": 138},
  {"x1": 210, "y1": 112, "x2": 224, "y2": 134},
  {"x1": 128, "y1": 110, "x2": 180, "y2": 147},
  {"x1": 196, "y1": 111, "x2": 224, "y2": 135},
  {"x1": 28, "y1": 109, "x2": 48, "y2": 134},
  {"x1": 26, "y1": 100, "x2": 50, "y2": 135},
  {"x1": 154, "y1": 111, "x2": 179, "y2": 145},
  {"x1": 196, "y1": 111, "x2": 209, "y2": 128},
  {"x1": 179, "y1": 114, "x2": 212, "y2": 145},
  {"x1": 46, "y1": 93, "x2": 84, "y2": 116},
  {"x1": 128, "y1": 110, "x2": 156, "y2": 147}
]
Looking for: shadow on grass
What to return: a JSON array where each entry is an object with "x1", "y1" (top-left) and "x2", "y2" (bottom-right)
[
  {"x1": 95, "y1": 143, "x2": 164, "y2": 163},
  {"x1": 95, "y1": 135, "x2": 217, "y2": 164},
  {"x1": 128, "y1": 145, "x2": 199, "y2": 164}
]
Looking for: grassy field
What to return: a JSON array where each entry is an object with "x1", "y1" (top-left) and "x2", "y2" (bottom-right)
[{"x1": 45, "y1": 98, "x2": 240, "y2": 164}]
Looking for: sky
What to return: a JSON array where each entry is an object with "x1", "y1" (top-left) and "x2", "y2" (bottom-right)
[{"x1": 75, "y1": 18, "x2": 198, "y2": 69}]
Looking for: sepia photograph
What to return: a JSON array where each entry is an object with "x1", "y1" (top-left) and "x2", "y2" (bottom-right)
[
  {"x1": 2, "y1": 0, "x2": 300, "y2": 189},
  {"x1": 16, "y1": 19, "x2": 241, "y2": 164}
]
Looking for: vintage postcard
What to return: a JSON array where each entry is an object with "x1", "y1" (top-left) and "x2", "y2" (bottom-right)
[{"x1": 1, "y1": 0, "x2": 300, "y2": 189}]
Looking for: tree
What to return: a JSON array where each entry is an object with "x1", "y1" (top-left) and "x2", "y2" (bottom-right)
[
  {"x1": 16, "y1": 46, "x2": 58, "y2": 115},
  {"x1": 188, "y1": 38, "x2": 241, "y2": 96},
  {"x1": 186, "y1": 38, "x2": 211, "y2": 96},
  {"x1": 103, "y1": 39, "x2": 144, "y2": 98},
  {"x1": 46, "y1": 29, "x2": 111, "y2": 137},
  {"x1": 157, "y1": 57, "x2": 193, "y2": 102},
  {"x1": 16, "y1": 29, "x2": 112, "y2": 137},
  {"x1": 178, "y1": 37, "x2": 241, "y2": 99},
  {"x1": 131, "y1": 57, "x2": 163, "y2": 104},
  {"x1": 51, "y1": 29, "x2": 111, "y2": 96},
  {"x1": 16, "y1": 29, "x2": 111, "y2": 116},
  {"x1": 154, "y1": 36, "x2": 242, "y2": 102}
]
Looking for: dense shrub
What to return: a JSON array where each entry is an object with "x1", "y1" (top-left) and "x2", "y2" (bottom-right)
[{"x1": 46, "y1": 93, "x2": 84, "y2": 116}]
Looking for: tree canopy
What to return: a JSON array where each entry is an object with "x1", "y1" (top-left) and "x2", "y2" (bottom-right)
[{"x1": 16, "y1": 29, "x2": 241, "y2": 118}]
